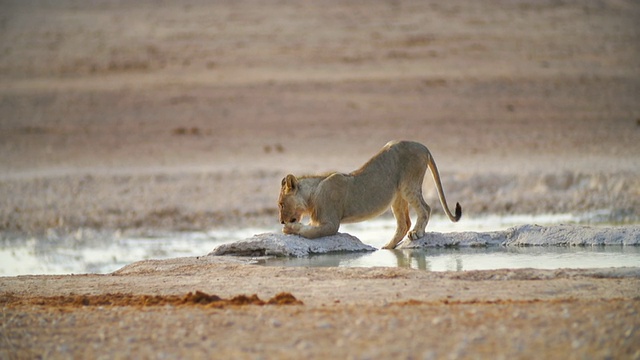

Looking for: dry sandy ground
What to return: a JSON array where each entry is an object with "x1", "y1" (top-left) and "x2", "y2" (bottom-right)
[
  {"x1": 2, "y1": 260, "x2": 640, "y2": 359},
  {"x1": 1, "y1": 0, "x2": 640, "y2": 358}
]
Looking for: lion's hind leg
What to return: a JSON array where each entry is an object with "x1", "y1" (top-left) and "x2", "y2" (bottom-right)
[
  {"x1": 382, "y1": 197, "x2": 411, "y2": 249},
  {"x1": 405, "y1": 189, "x2": 431, "y2": 241}
]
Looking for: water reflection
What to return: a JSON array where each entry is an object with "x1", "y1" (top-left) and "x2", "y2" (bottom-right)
[
  {"x1": 390, "y1": 250, "x2": 464, "y2": 271},
  {"x1": 259, "y1": 246, "x2": 640, "y2": 272}
]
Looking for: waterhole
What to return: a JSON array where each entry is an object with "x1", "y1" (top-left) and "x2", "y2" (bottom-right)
[{"x1": 1, "y1": 214, "x2": 638, "y2": 276}]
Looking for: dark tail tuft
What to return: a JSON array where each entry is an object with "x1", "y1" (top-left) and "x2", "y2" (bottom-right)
[{"x1": 454, "y1": 202, "x2": 462, "y2": 222}]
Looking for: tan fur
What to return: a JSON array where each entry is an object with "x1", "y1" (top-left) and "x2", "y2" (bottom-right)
[{"x1": 278, "y1": 140, "x2": 461, "y2": 249}]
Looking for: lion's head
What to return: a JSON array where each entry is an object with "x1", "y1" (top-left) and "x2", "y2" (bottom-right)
[{"x1": 278, "y1": 174, "x2": 306, "y2": 225}]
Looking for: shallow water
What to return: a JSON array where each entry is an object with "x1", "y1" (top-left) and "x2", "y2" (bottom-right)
[
  {"x1": 1, "y1": 214, "x2": 638, "y2": 276},
  {"x1": 260, "y1": 246, "x2": 640, "y2": 271}
]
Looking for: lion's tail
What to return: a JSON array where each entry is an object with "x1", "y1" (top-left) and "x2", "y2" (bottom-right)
[{"x1": 427, "y1": 153, "x2": 462, "y2": 222}]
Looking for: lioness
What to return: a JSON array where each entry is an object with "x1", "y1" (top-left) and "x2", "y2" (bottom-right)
[{"x1": 278, "y1": 140, "x2": 461, "y2": 249}]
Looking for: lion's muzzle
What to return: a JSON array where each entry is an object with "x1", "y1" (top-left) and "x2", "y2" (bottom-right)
[{"x1": 280, "y1": 217, "x2": 297, "y2": 225}]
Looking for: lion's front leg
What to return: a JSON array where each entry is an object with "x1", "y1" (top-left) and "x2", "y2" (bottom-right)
[{"x1": 283, "y1": 221, "x2": 339, "y2": 239}]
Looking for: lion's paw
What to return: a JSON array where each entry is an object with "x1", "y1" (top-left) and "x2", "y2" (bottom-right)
[
  {"x1": 283, "y1": 222, "x2": 302, "y2": 235},
  {"x1": 408, "y1": 230, "x2": 424, "y2": 240}
]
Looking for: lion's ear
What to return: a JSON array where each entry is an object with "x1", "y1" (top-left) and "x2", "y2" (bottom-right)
[{"x1": 283, "y1": 174, "x2": 298, "y2": 192}]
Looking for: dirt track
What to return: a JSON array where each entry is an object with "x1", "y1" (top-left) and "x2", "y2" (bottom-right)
[{"x1": 1, "y1": 0, "x2": 640, "y2": 358}]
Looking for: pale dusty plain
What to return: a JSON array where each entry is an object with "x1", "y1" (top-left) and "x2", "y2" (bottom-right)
[{"x1": 1, "y1": 0, "x2": 639, "y2": 358}]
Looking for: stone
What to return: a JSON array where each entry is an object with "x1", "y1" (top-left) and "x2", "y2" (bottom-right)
[
  {"x1": 209, "y1": 232, "x2": 377, "y2": 257},
  {"x1": 504, "y1": 224, "x2": 640, "y2": 246},
  {"x1": 398, "y1": 230, "x2": 507, "y2": 248},
  {"x1": 397, "y1": 225, "x2": 640, "y2": 249}
]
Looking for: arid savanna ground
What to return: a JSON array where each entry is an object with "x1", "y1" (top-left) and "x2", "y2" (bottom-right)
[{"x1": 1, "y1": 0, "x2": 639, "y2": 358}]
